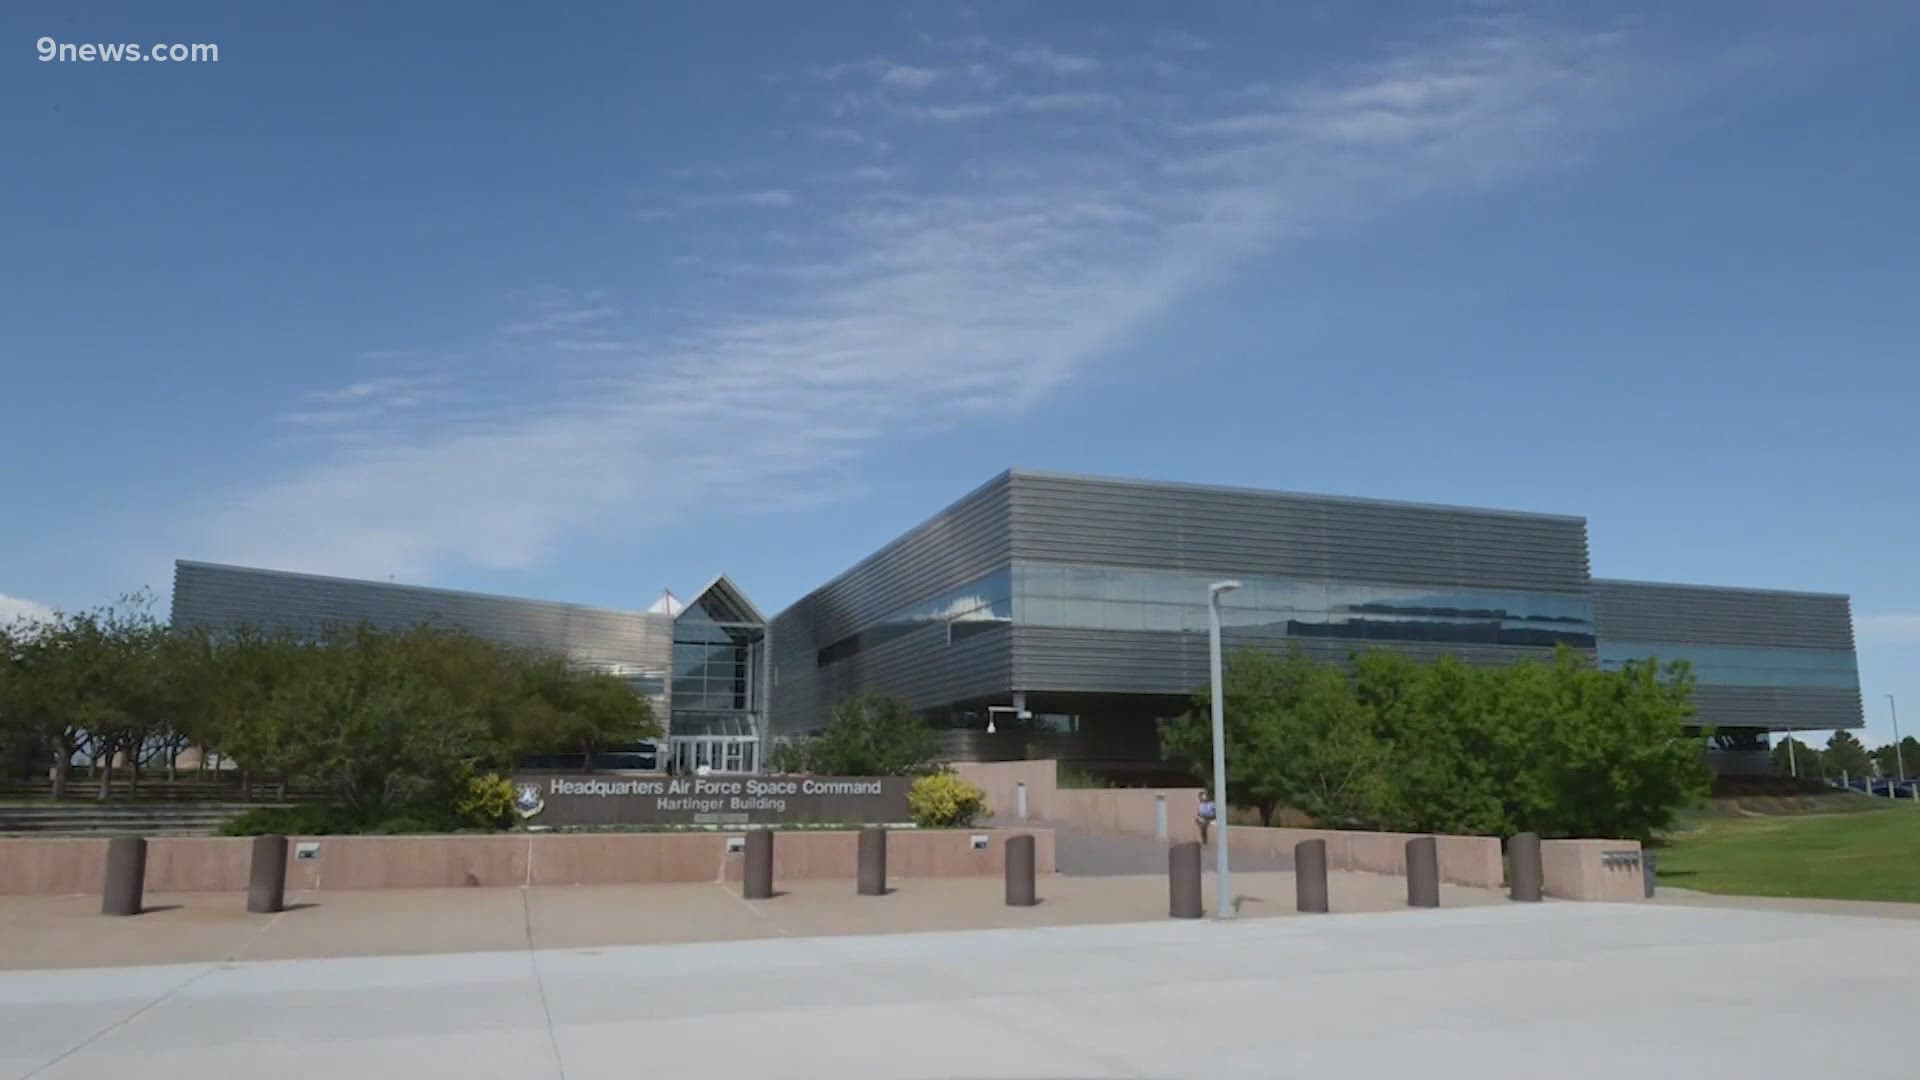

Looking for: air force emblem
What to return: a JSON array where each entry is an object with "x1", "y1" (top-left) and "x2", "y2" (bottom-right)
[{"x1": 513, "y1": 782, "x2": 546, "y2": 819}]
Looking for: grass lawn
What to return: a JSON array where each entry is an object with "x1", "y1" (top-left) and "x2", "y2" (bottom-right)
[{"x1": 1657, "y1": 801, "x2": 1920, "y2": 903}]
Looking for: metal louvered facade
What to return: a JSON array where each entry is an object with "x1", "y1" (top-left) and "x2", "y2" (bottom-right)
[
  {"x1": 171, "y1": 560, "x2": 678, "y2": 728},
  {"x1": 769, "y1": 470, "x2": 1600, "y2": 763},
  {"x1": 1591, "y1": 578, "x2": 1863, "y2": 733},
  {"x1": 768, "y1": 474, "x2": 1017, "y2": 737}
]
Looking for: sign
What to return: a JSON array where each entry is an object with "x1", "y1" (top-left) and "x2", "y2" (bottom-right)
[
  {"x1": 509, "y1": 772, "x2": 913, "y2": 827},
  {"x1": 294, "y1": 842, "x2": 320, "y2": 861}
]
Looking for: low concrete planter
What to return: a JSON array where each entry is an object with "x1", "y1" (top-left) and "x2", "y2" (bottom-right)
[{"x1": 0, "y1": 828, "x2": 1054, "y2": 896}]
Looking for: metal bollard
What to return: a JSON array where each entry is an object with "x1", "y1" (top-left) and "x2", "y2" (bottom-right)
[
  {"x1": 743, "y1": 830, "x2": 774, "y2": 900},
  {"x1": 101, "y1": 835, "x2": 147, "y2": 916},
  {"x1": 248, "y1": 834, "x2": 289, "y2": 914},
  {"x1": 1406, "y1": 836, "x2": 1440, "y2": 909},
  {"x1": 1508, "y1": 832, "x2": 1543, "y2": 903},
  {"x1": 1016, "y1": 781, "x2": 1028, "y2": 819},
  {"x1": 1169, "y1": 840, "x2": 1203, "y2": 918},
  {"x1": 857, "y1": 827, "x2": 887, "y2": 896},
  {"x1": 1294, "y1": 839, "x2": 1329, "y2": 914},
  {"x1": 1154, "y1": 793, "x2": 1168, "y2": 841},
  {"x1": 1643, "y1": 851, "x2": 1658, "y2": 898},
  {"x1": 1005, "y1": 834, "x2": 1038, "y2": 907}
]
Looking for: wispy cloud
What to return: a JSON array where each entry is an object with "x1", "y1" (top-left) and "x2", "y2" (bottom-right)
[
  {"x1": 813, "y1": 60, "x2": 943, "y2": 93},
  {"x1": 643, "y1": 188, "x2": 797, "y2": 219},
  {"x1": 0, "y1": 594, "x2": 54, "y2": 625},
  {"x1": 1006, "y1": 45, "x2": 1099, "y2": 75},
  {"x1": 195, "y1": 16, "x2": 1769, "y2": 581},
  {"x1": 1858, "y1": 614, "x2": 1920, "y2": 647}
]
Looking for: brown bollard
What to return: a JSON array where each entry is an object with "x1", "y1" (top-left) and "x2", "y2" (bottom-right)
[
  {"x1": 1508, "y1": 832, "x2": 1543, "y2": 903},
  {"x1": 101, "y1": 835, "x2": 147, "y2": 916},
  {"x1": 743, "y1": 830, "x2": 774, "y2": 900},
  {"x1": 1294, "y1": 839, "x2": 1329, "y2": 913},
  {"x1": 1406, "y1": 836, "x2": 1440, "y2": 908},
  {"x1": 857, "y1": 827, "x2": 887, "y2": 896},
  {"x1": 1005, "y1": 834, "x2": 1038, "y2": 907},
  {"x1": 248, "y1": 834, "x2": 289, "y2": 913},
  {"x1": 1169, "y1": 840, "x2": 1203, "y2": 918}
]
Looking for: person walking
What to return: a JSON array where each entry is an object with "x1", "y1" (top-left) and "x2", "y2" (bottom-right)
[{"x1": 1196, "y1": 790, "x2": 1217, "y2": 846}]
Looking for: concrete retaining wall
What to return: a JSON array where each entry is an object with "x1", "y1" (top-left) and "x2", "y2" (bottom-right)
[
  {"x1": 951, "y1": 760, "x2": 1059, "y2": 821},
  {"x1": 1224, "y1": 827, "x2": 1505, "y2": 890},
  {"x1": 1542, "y1": 838, "x2": 1646, "y2": 902},
  {"x1": 0, "y1": 828, "x2": 1054, "y2": 896},
  {"x1": 1051, "y1": 789, "x2": 1204, "y2": 845},
  {"x1": 952, "y1": 761, "x2": 1503, "y2": 888}
]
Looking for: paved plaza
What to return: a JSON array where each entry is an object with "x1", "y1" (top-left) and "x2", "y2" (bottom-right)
[
  {"x1": 0, "y1": 869, "x2": 1498, "y2": 971},
  {"x1": 3, "y1": 897, "x2": 1917, "y2": 1079}
]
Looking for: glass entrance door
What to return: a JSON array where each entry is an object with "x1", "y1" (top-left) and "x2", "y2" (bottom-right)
[{"x1": 669, "y1": 736, "x2": 760, "y2": 774}]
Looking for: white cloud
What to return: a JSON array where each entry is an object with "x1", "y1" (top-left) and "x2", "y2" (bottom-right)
[
  {"x1": 0, "y1": 594, "x2": 54, "y2": 626},
  {"x1": 813, "y1": 60, "x2": 943, "y2": 93},
  {"x1": 1858, "y1": 614, "x2": 1920, "y2": 647},
  {"x1": 195, "y1": 20, "x2": 1755, "y2": 581},
  {"x1": 309, "y1": 375, "x2": 446, "y2": 404},
  {"x1": 908, "y1": 90, "x2": 1118, "y2": 123},
  {"x1": 1006, "y1": 45, "x2": 1099, "y2": 75},
  {"x1": 918, "y1": 102, "x2": 996, "y2": 122},
  {"x1": 879, "y1": 64, "x2": 940, "y2": 91}
]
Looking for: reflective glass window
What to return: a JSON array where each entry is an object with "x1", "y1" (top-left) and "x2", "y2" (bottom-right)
[
  {"x1": 815, "y1": 567, "x2": 1013, "y2": 668},
  {"x1": 1599, "y1": 642, "x2": 1859, "y2": 689},
  {"x1": 1009, "y1": 561, "x2": 1595, "y2": 649}
]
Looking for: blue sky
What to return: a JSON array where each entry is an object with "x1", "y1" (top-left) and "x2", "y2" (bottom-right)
[{"x1": 4, "y1": 2, "x2": 1916, "y2": 745}]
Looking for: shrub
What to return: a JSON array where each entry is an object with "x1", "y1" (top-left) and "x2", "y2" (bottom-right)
[
  {"x1": 1057, "y1": 766, "x2": 1111, "y2": 790},
  {"x1": 366, "y1": 814, "x2": 445, "y2": 835},
  {"x1": 455, "y1": 772, "x2": 516, "y2": 829},
  {"x1": 907, "y1": 772, "x2": 989, "y2": 828}
]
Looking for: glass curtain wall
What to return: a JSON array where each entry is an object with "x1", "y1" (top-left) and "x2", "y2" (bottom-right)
[
  {"x1": 671, "y1": 593, "x2": 765, "y2": 773},
  {"x1": 1013, "y1": 563, "x2": 1595, "y2": 648}
]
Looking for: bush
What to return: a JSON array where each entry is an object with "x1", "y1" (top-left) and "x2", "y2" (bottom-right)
[
  {"x1": 218, "y1": 803, "x2": 363, "y2": 836},
  {"x1": 366, "y1": 814, "x2": 447, "y2": 835},
  {"x1": 455, "y1": 772, "x2": 516, "y2": 829},
  {"x1": 907, "y1": 772, "x2": 989, "y2": 827},
  {"x1": 1057, "y1": 766, "x2": 1111, "y2": 790}
]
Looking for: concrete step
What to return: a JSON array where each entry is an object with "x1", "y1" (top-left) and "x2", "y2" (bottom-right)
[{"x1": 0, "y1": 802, "x2": 290, "y2": 836}]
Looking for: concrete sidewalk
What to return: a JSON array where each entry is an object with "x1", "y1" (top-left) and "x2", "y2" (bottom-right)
[
  {"x1": 4, "y1": 901, "x2": 1916, "y2": 1079},
  {"x1": 0, "y1": 869, "x2": 1500, "y2": 971}
]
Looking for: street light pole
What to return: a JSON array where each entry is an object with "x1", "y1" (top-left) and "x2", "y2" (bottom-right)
[
  {"x1": 1207, "y1": 579, "x2": 1241, "y2": 921},
  {"x1": 1891, "y1": 695, "x2": 1904, "y2": 784}
]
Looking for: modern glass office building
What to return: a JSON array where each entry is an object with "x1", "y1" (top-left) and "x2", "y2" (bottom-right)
[
  {"x1": 168, "y1": 470, "x2": 1864, "y2": 778},
  {"x1": 1591, "y1": 579, "x2": 1861, "y2": 775},
  {"x1": 768, "y1": 470, "x2": 1862, "y2": 775},
  {"x1": 170, "y1": 561, "x2": 769, "y2": 773}
]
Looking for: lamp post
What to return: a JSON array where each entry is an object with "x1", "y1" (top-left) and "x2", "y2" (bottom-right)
[
  {"x1": 1207, "y1": 579, "x2": 1241, "y2": 920},
  {"x1": 1891, "y1": 695, "x2": 1905, "y2": 785}
]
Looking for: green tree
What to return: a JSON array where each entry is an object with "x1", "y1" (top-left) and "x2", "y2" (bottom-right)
[
  {"x1": 1162, "y1": 647, "x2": 1301, "y2": 825},
  {"x1": 1825, "y1": 730, "x2": 1873, "y2": 779},
  {"x1": 1359, "y1": 651, "x2": 1514, "y2": 836},
  {"x1": 1771, "y1": 735, "x2": 1822, "y2": 777},
  {"x1": 263, "y1": 625, "x2": 488, "y2": 819},
  {"x1": 1532, "y1": 653, "x2": 1710, "y2": 842},
  {"x1": 777, "y1": 692, "x2": 940, "y2": 776},
  {"x1": 518, "y1": 660, "x2": 660, "y2": 769},
  {"x1": 1869, "y1": 737, "x2": 1920, "y2": 780},
  {"x1": 1167, "y1": 647, "x2": 1387, "y2": 827},
  {"x1": 0, "y1": 598, "x2": 177, "y2": 800}
]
